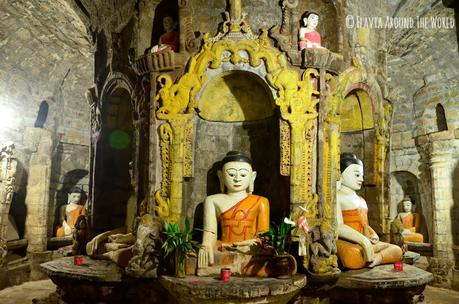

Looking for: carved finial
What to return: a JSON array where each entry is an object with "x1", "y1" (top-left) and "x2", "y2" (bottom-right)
[{"x1": 229, "y1": 0, "x2": 242, "y2": 22}]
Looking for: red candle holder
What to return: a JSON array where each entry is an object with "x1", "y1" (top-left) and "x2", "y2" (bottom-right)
[
  {"x1": 220, "y1": 267, "x2": 231, "y2": 281},
  {"x1": 74, "y1": 255, "x2": 84, "y2": 266},
  {"x1": 394, "y1": 261, "x2": 403, "y2": 272}
]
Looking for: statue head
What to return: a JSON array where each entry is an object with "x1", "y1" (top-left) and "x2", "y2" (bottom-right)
[
  {"x1": 340, "y1": 153, "x2": 364, "y2": 191},
  {"x1": 68, "y1": 187, "x2": 82, "y2": 205},
  {"x1": 302, "y1": 11, "x2": 320, "y2": 30},
  {"x1": 402, "y1": 196, "x2": 412, "y2": 213},
  {"x1": 218, "y1": 151, "x2": 257, "y2": 194},
  {"x1": 163, "y1": 16, "x2": 177, "y2": 32}
]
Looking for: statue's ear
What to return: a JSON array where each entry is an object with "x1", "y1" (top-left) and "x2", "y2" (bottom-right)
[
  {"x1": 249, "y1": 171, "x2": 257, "y2": 193},
  {"x1": 217, "y1": 170, "x2": 225, "y2": 193}
]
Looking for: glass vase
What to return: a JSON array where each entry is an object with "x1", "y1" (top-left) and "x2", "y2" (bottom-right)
[{"x1": 174, "y1": 250, "x2": 186, "y2": 278}]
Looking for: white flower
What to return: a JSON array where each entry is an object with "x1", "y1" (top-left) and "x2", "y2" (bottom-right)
[{"x1": 284, "y1": 217, "x2": 296, "y2": 226}]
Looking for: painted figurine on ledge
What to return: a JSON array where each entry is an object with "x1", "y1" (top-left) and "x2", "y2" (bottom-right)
[
  {"x1": 395, "y1": 196, "x2": 424, "y2": 243},
  {"x1": 298, "y1": 11, "x2": 324, "y2": 50},
  {"x1": 197, "y1": 151, "x2": 272, "y2": 276},
  {"x1": 336, "y1": 153, "x2": 402, "y2": 269},
  {"x1": 56, "y1": 187, "x2": 86, "y2": 237},
  {"x1": 150, "y1": 16, "x2": 179, "y2": 53}
]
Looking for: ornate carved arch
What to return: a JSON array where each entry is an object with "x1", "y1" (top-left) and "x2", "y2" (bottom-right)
[{"x1": 154, "y1": 29, "x2": 320, "y2": 223}]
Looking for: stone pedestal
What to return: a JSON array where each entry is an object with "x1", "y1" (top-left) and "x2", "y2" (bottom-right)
[
  {"x1": 331, "y1": 264, "x2": 432, "y2": 304},
  {"x1": 159, "y1": 274, "x2": 306, "y2": 304},
  {"x1": 40, "y1": 256, "x2": 165, "y2": 303}
]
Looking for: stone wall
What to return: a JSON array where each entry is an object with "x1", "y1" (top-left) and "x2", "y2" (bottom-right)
[{"x1": 0, "y1": 0, "x2": 93, "y2": 249}]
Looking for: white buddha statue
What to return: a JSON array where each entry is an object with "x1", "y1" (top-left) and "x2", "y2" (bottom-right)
[
  {"x1": 298, "y1": 11, "x2": 324, "y2": 50},
  {"x1": 56, "y1": 187, "x2": 86, "y2": 237},
  {"x1": 336, "y1": 153, "x2": 402, "y2": 269},
  {"x1": 395, "y1": 197, "x2": 424, "y2": 243},
  {"x1": 197, "y1": 151, "x2": 271, "y2": 276}
]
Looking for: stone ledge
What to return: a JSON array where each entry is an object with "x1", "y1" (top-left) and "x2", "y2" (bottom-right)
[
  {"x1": 336, "y1": 264, "x2": 432, "y2": 290},
  {"x1": 159, "y1": 274, "x2": 306, "y2": 304}
]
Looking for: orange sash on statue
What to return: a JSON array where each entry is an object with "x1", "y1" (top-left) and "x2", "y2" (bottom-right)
[
  {"x1": 56, "y1": 205, "x2": 86, "y2": 237},
  {"x1": 219, "y1": 194, "x2": 269, "y2": 243},
  {"x1": 342, "y1": 208, "x2": 368, "y2": 234}
]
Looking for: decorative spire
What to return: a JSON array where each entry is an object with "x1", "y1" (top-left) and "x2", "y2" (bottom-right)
[{"x1": 229, "y1": 0, "x2": 242, "y2": 22}]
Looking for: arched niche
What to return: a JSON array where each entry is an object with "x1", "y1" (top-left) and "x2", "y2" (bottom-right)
[
  {"x1": 93, "y1": 88, "x2": 134, "y2": 233},
  {"x1": 189, "y1": 70, "x2": 289, "y2": 237},
  {"x1": 198, "y1": 70, "x2": 275, "y2": 122},
  {"x1": 339, "y1": 88, "x2": 376, "y2": 185},
  {"x1": 390, "y1": 171, "x2": 428, "y2": 242}
]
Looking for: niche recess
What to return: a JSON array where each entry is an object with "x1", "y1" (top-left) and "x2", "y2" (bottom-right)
[
  {"x1": 93, "y1": 88, "x2": 134, "y2": 233},
  {"x1": 190, "y1": 70, "x2": 289, "y2": 236}
]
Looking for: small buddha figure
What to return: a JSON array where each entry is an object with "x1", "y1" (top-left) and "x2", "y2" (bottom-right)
[
  {"x1": 336, "y1": 153, "x2": 402, "y2": 269},
  {"x1": 298, "y1": 11, "x2": 323, "y2": 50},
  {"x1": 395, "y1": 197, "x2": 424, "y2": 243},
  {"x1": 197, "y1": 151, "x2": 270, "y2": 275},
  {"x1": 151, "y1": 16, "x2": 179, "y2": 53},
  {"x1": 56, "y1": 187, "x2": 86, "y2": 237}
]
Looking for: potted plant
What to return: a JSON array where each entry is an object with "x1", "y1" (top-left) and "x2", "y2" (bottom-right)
[
  {"x1": 260, "y1": 216, "x2": 308, "y2": 278},
  {"x1": 162, "y1": 218, "x2": 200, "y2": 278}
]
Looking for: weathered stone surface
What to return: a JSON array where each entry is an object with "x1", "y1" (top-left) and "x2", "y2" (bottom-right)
[
  {"x1": 336, "y1": 264, "x2": 432, "y2": 289},
  {"x1": 159, "y1": 274, "x2": 306, "y2": 304}
]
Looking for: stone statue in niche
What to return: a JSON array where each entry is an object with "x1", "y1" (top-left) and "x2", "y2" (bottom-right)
[
  {"x1": 336, "y1": 153, "x2": 402, "y2": 269},
  {"x1": 298, "y1": 11, "x2": 323, "y2": 50},
  {"x1": 395, "y1": 197, "x2": 424, "y2": 243},
  {"x1": 151, "y1": 16, "x2": 179, "y2": 53},
  {"x1": 56, "y1": 187, "x2": 86, "y2": 237},
  {"x1": 197, "y1": 151, "x2": 274, "y2": 276}
]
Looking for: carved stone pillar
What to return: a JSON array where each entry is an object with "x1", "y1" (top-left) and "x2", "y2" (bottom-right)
[
  {"x1": 0, "y1": 142, "x2": 17, "y2": 267},
  {"x1": 428, "y1": 146, "x2": 454, "y2": 287},
  {"x1": 24, "y1": 128, "x2": 54, "y2": 253}
]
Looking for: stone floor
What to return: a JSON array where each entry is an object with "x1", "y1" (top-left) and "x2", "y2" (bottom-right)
[{"x1": 0, "y1": 279, "x2": 459, "y2": 303}]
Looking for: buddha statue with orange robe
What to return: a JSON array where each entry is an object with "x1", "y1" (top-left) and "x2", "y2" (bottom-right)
[
  {"x1": 197, "y1": 151, "x2": 272, "y2": 276},
  {"x1": 336, "y1": 153, "x2": 402, "y2": 269},
  {"x1": 395, "y1": 197, "x2": 424, "y2": 243},
  {"x1": 56, "y1": 187, "x2": 86, "y2": 237}
]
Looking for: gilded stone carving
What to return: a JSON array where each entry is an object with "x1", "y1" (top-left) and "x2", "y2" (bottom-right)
[
  {"x1": 279, "y1": 119, "x2": 291, "y2": 176},
  {"x1": 155, "y1": 123, "x2": 172, "y2": 218},
  {"x1": 183, "y1": 118, "x2": 193, "y2": 178},
  {"x1": 153, "y1": 4, "x2": 320, "y2": 226}
]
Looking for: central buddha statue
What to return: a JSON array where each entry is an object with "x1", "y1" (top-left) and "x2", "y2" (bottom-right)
[
  {"x1": 336, "y1": 153, "x2": 402, "y2": 269},
  {"x1": 197, "y1": 151, "x2": 271, "y2": 276}
]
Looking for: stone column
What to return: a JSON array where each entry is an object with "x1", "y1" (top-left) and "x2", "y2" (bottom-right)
[
  {"x1": 24, "y1": 128, "x2": 54, "y2": 253},
  {"x1": 429, "y1": 147, "x2": 454, "y2": 287}
]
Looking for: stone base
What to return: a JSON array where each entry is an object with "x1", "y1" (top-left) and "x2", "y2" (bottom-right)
[
  {"x1": 159, "y1": 274, "x2": 306, "y2": 304},
  {"x1": 331, "y1": 264, "x2": 433, "y2": 304},
  {"x1": 29, "y1": 251, "x2": 53, "y2": 281},
  {"x1": 451, "y1": 268, "x2": 459, "y2": 291},
  {"x1": 40, "y1": 256, "x2": 166, "y2": 303}
]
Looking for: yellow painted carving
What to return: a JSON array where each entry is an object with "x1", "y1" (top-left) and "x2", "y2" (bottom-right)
[
  {"x1": 155, "y1": 123, "x2": 173, "y2": 218},
  {"x1": 279, "y1": 119, "x2": 291, "y2": 176},
  {"x1": 154, "y1": 27, "x2": 321, "y2": 223}
]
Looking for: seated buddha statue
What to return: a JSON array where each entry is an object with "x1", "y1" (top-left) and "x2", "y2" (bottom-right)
[
  {"x1": 150, "y1": 16, "x2": 179, "y2": 53},
  {"x1": 395, "y1": 197, "x2": 424, "y2": 243},
  {"x1": 336, "y1": 153, "x2": 402, "y2": 269},
  {"x1": 56, "y1": 187, "x2": 86, "y2": 237},
  {"x1": 298, "y1": 11, "x2": 324, "y2": 50},
  {"x1": 197, "y1": 151, "x2": 274, "y2": 276}
]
